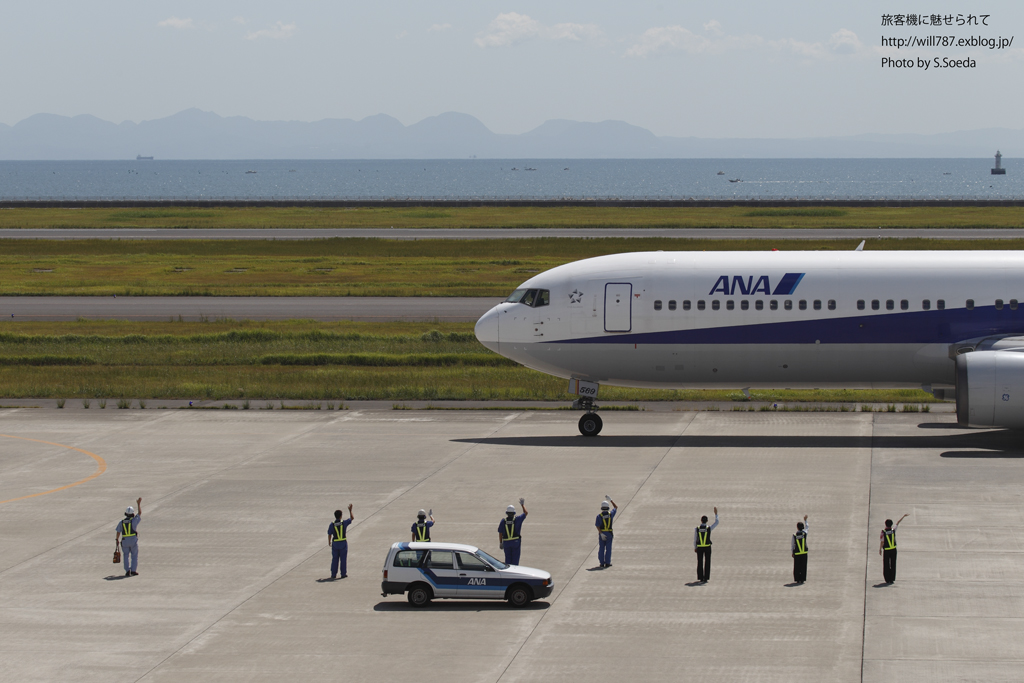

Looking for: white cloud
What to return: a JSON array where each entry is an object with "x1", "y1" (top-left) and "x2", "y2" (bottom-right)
[
  {"x1": 232, "y1": 16, "x2": 247, "y2": 26},
  {"x1": 626, "y1": 24, "x2": 866, "y2": 60},
  {"x1": 396, "y1": 30, "x2": 409, "y2": 40},
  {"x1": 245, "y1": 22, "x2": 297, "y2": 40},
  {"x1": 474, "y1": 13, "x2": 602, "y2": 48},
  {"x1": 428, "y1": 23, "x2": 452, "y2": 33},
  {"x1": 158, "y1": 17, "x2": 195, "y2": 30}
]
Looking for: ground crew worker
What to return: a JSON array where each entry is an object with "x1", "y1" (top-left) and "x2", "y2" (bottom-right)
[
  {"x1": 411, "y1": 509, "x2": 434, "y2": 542},
  {"x1": 114, "y1": 497, "x2": 142, "y2": 577},
  {"x1": 792, "y1": 515, "x2": 809, "y2": 584},
  {"x1": 328, "y1": 504, "x2": 354, "y2": 580},
  {"x1": 880, "y1": 513, "x2": 908, "y2": 584},
  {"x1": 694, "y1": 506, "x2": 719, "y2": 583},
  {"x1": 595, "y1": 496, "x2": 617, "y2": 568},
  {"x1": 498, "y1": 498, "x2": 528, "y2": 565}
]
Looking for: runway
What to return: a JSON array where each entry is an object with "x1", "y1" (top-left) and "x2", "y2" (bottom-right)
[
  {"x1": 1, "y1": 227, "x2": 1024, "y2": 240},
  {"x1": 1, "y1": 296, "x2": 499, "y2": 322},
  {"x1": 1, "y1": 409, "x2": 1021, "y2": 682}
]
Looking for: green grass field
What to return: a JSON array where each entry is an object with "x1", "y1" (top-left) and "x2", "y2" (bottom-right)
[
  {"x1": 0, "y1": 319, "x2": 939, "y2": 403},
  {"x1": 1, "y1": 205, "x2": 1023, "y2": 230},
  {"x1": 5, "y1": 236, "x2": 1024, "y2": 296}
]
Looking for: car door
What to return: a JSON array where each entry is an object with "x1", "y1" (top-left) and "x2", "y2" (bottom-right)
[
  {"x1": 422, "y1": 550, "x2": 460, "y2": 597},
  {"x1": 455, "y1": 552, "x2": 503, "y2": 598}
]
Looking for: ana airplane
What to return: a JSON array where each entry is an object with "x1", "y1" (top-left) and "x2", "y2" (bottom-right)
[{"x1": 474, "y1": 249, "x2": 1024, "y2": 435}]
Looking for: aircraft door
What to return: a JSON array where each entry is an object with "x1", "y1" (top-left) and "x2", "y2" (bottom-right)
[{"x1": 604, "y1": 283, "x2": 632, "y2": 332}]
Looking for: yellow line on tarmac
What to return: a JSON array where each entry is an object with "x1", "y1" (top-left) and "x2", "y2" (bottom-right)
[{"x1": 0, "y1": 434, "x2": 107, "y2": 505}]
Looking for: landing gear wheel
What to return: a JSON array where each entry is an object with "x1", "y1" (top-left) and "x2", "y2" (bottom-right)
[{"x1": 579, "y1": 412, "x2": 603, "y2": 437}]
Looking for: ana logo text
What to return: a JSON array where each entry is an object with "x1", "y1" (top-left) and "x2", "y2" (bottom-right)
[
  {"x1": 709, "y1": 273, "x2": 805, "y2": 296},
  {"x1": 467, "y1": 577, "x2": 487, "y2": 585}
]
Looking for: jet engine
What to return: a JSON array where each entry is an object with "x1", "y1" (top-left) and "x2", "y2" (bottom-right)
[{"x1": 956, "y1": 344, "x2": 1024, "y2": 428}]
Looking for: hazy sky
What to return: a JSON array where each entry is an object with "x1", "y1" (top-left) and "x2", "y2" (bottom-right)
[{"x1": 3, "y1": 1, "x2": 1023, "y2": 138}]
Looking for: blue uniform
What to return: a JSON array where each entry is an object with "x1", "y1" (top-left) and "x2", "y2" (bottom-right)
[
  {"x1": 115, "y1": 514, "x2": 141, "y2": 573},
  {"x1": 328, "y1": 519, "x2": 352, "y2": 578},
  {"x1": 498, "y1": 514, "x2": 526, "y2": 565},
  {"x1": 595, "y1": 509, "x2": 616, "y2": 566},
  {"x1": 411, "y1": 520, "x2": 434, "y2": 542}
]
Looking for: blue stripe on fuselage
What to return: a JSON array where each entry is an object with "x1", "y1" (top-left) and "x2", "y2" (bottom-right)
[
  {"x1": 552, "y1": 306, "x2": 1024, "y2": 345},
  {"x1": 771, "y1": 272, "x2": 805, "y2": 296}
]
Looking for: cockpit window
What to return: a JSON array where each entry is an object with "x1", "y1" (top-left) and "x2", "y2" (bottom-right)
[{"x1": 505, "y1": 288, "x2": 549, "y2": 307}]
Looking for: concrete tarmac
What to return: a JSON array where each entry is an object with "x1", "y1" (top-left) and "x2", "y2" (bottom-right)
[
  {"x1": 0, "y1": 296, "x2": 500, "y2": 321},
  {"x1": 0, "y1": 409, "x2": 1021, "y2": 682},
  {"x1": 1, "y1": 227, "x2": 1024, "y2": 240}
]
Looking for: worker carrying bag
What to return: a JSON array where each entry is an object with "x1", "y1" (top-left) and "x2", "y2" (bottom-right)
[{"x1": 113, "y1": 541, "x2": 121, "y2": 564}]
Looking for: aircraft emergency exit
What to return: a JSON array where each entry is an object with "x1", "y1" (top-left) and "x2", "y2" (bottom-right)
[{"x1": 474, "y1": 250, "x2": 1024, "y2": 435}]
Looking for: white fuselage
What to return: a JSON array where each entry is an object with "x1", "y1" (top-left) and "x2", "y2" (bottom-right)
[{"x1": 474, "y1": 251, "x2": 1024, "y2": 390}]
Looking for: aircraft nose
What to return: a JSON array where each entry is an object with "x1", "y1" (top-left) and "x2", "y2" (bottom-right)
[{"x1": 475, "y1": 305, "x2": 500, "y2": 353}]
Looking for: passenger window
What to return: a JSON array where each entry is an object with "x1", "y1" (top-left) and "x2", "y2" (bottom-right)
[
  {"x1": 394, "y1": 550, "x2": 427, "y2": 567},
  {"x1": 828, "y1": 300, "x2": 836, "y2": 310},
  {"x1": 726, "y1": 300, "x2": 734, "y2": 311},
  {"x1": 668, "y1": 300, "x2": 677, "y2": 311},
  {"x1": 654, "y1": 300, "x2": 662, "y2": 311},
  {"x1": 937, "y1": 299, "x2": 945, "y2": 310},
  {"x1": 784, "y1": 300, "x2": 793, "y2": 311},
  {"x1": 966, "y1": 299, "x2": 975, "y2": 310},
  {"x1": 683, "y1": 300, "x2": 691, "y2": 311},
  {"x1": 900, "y1": 300, "x2": 909, "y2": 310},
  {"x1": 456, "y1": 552, "x2": 491, "y2": 571},
  {"x1": 712, "y1": 300, "x2": 720, "y2": 311},
  {"x1": 995, "y1": 299, "x2": 1004, "y2": 310},
  {"x1": 770, "y1": 300, "x2": 778, "y2": 310},
  {"x1": 857, "y1": 300, "x2": 865, "y2": 310},
  {"x1": 741, "y1": 300, "x2": 749, "y2": 311},
  {"x1": 871, "y1": 300, "x2": 880, "y2": 310},
  {"x1": 798, "y1": 300, "x2": 807, "y2": 311},
  {"x1": 755, "y1": 300, "x2": 764, "y2": 311},
  {"x1": 424, "y1": 550, "x2": 454, "y2": 570},
  {"x1": 535, "y1": 290, "x2": 550, "y2": 307},
  {"x1": 813, "y1": 300, "x2": 821, "y2": 311},
  {"x1": 1011, "y1": 300, "x2": 1019, "y2": 310},
  {"x1": 697, "y1": 300, "x2": 705, "y2": 311},
  {"x1": 922, "y1": 299, "x2": 931, "y2": 310},
  {"x1": 886, "y1": 300, "x2": 894, "y2": 310}
]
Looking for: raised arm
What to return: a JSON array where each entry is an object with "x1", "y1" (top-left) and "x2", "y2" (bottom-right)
[
  {"x1": 136, "y1": 497, "x2": 142, "y2": 517},
  {"x1": 348, "y1": 503, "x2": 354, "y2": 522},
  {"x1": 895, "y1": 513, "x2": 908, "y2": 527}
]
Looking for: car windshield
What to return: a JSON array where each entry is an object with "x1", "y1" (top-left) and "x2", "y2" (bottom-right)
[{"x1": 475, "y1": 549, "x2": 509, "y2": 570}]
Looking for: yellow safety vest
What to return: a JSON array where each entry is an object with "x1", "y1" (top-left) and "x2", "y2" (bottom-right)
[
  {"x1": 794, "y1": 534, "x2": 807, "y2": 555},
  {"x1": 600, "y1": 513, "x2": 613, "y2": 532},
  {"x1": 883, "y1": 529, "x2": 896, "y2": 550},
  {"x1": 415, "y1": 523, "x2": 430, "y2": 542},
  {"x1": 121, "y1": 519, "x2": 136, "y2": 537},
  {"x1": 332, "y1": 522, "x2": 346, "y2": 542},
  {"x1": 503, "y1": 521, "x2": 519, "y2": 541},
  {"x1": 696, "y1": 529, "x2": 711, "y2": 548}
]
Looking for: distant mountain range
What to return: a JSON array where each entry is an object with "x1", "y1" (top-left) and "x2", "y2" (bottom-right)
[{"x1": 0, "y1": 109, "x2": 1017, "y2": 159}]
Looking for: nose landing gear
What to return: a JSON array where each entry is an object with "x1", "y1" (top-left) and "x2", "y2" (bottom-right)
[{"x1": 573, "y1": 397, "x2": 603, "y2": 436}]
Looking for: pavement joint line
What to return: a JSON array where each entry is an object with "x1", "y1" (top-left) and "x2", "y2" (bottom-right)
[
  {"x1": 860, "y1": 413, "x2": 877, "y2": 683},
  {"x1": 494, "y1": 412, "x2": 697, "y2": 683},
  {"x1": 0, "y1": 433, "x2": 107, "y2": 505},
  {"x1": 132, "y1": 409, "x2": 524, "y2": 683}
]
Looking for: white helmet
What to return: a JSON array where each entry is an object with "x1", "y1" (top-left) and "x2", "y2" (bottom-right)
[
  {"x1": 506, "y1": 505, "x2": 516, "y2": 513},
  {"x1": 418, "y1": 509, "x2": 426, "y2": 516},
  {"x1": 125, "y1": 506, "x2": 134, "y2": 515},
  {"x1": 600, "y1": 501, "x2": 610, "y2": 509}
]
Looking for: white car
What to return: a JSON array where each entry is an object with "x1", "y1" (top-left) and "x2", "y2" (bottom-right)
[{"x1": 381, "y1": 541, "x2": 553, "y2": 608}]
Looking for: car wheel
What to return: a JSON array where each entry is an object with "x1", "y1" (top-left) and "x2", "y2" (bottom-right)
[
  {"x1": 579, "y1": 413, "x2": 603, "y2": 437},
  {"x1": 407, "y1": 584, "x2": 433, "y2": 607},
  {"x1": 507, "y1": 584, "x2": 532, "y2": 608}
]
